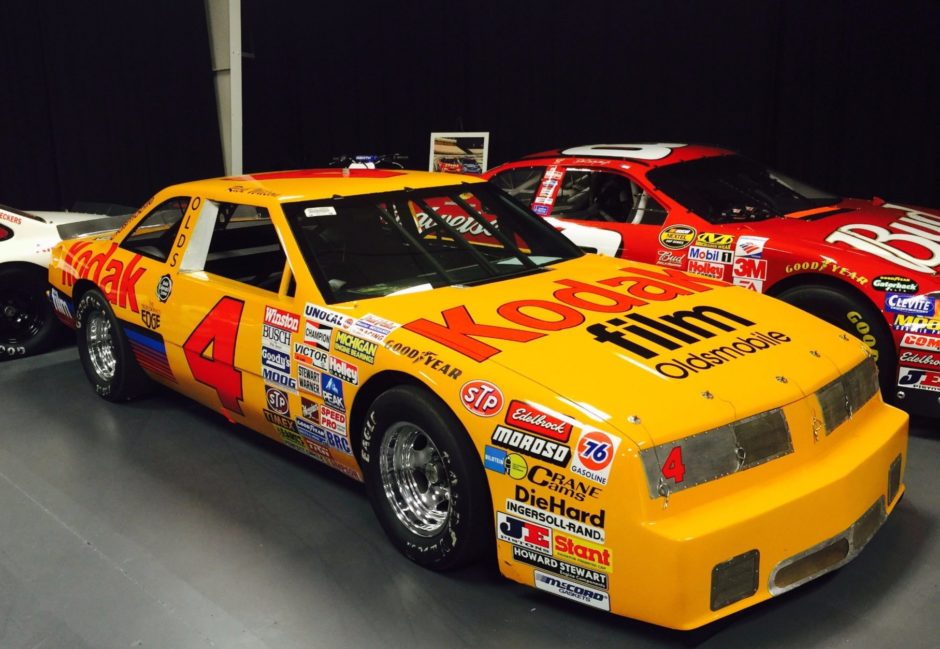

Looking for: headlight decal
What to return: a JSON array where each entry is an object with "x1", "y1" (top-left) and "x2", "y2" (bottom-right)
[
  {"x1": 815, "y1": 357, "x2": 879, "y2": 433},
  {"x1": 640, "y1": 409, "x2": 792, "y2": 498}
]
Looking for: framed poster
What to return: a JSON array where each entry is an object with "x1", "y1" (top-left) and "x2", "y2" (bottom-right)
[{"x1": 429, "y1": 132, "x2": 489, "y2": 174}]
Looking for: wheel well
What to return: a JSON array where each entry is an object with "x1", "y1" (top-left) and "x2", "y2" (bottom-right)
[
  {"x1": 348, "y1": 370, "x2": 426, "y2": 456},
  {"x1": 72, "y1": 279, "x2": 98, "y2": 304},
  {"x1": 767, "y1": 272, "x2": 879, "y2": 312}
]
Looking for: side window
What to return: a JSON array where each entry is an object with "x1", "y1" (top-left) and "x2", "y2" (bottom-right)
[
  {"x1": 490, "y1": 167, "x2": 544, "y2": 206},
  {"x1": 201, "y1": 204, "x2": 290, "y2": 294},
  {"x1": 121, "y1": 197, "x2": 189, "y2": 261},
  {"x1": 552, "y1": 170, "x2": 669, "y2": 225}
]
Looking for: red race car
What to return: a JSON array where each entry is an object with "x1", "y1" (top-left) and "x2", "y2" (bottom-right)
[{"x1": 486, "y1": 144, "x2": 940, "y2": 416}]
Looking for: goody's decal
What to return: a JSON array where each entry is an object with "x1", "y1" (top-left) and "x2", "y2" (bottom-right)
[
  {"x1": 261, "y1": 346, "x2": 291, "y2": 373},
  {"x1": 460, "y1": 380, "x2": 504, "y2": 417},
  {"x1": 825, "y1": 205, "x2": 940, "y2": 273},
  {"x1": 885, "y1": 293, "x2": 935, "y2": 317},
  {"x1": 571, "y1": 430, "x2": 620, "y2": 486}
]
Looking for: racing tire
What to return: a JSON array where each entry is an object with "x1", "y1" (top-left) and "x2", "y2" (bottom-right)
[
  {"x1": 776, "y1": 284, "x2": 897, "y2": 396},
  {"x1": 0, "y1": 265, "x2": 63, "y2": 360},
  {"x1": 360, "y1": 385, "x2": 492, "y2": 571},
  {"x1": 75, "y1": 289, "x2": 150, "y2": 401}
]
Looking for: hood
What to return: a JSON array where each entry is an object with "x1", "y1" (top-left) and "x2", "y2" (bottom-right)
[
  {"x1": 759, "y1": 199, "x2": 940, "y2": 281},
  {"x1": 363, "y1": 255, "x2": 869, "y2": 448}
]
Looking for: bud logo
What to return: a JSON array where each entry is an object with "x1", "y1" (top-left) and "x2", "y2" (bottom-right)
[
  {"x1": 885, "y1": 293, "x2": 935, "y2": 317},
  {"x1": 898, "y1": 367, "x2": 940, "y2": 392},
  {"x1": 733, "y1": 257, "x2": 767, "y2": 281},
  {"x1": 265, "y1": 386, "x2": 289, "y2": 415},
  {"x1": 901, "y1": 332, "x2": 940, "y2": 352},
  {"x1": 505, "y1": 400, "x2": 572, "y2": 442},
  {"x1": 497, "y1": 512, "x2": 551, "y2": 554},
  {"x1": 687, "y1": 259, "x2": 725, "y2": 280},
  {"x1": 571, "y1": 431, "x2": 620, "y2": 486},
  {"x1": 657, "y1": 250, "x2": 684, "y2": 267},
  {"x1": 688, "y1": 246, "x2": 733, "y2": 264},
  {"x1": 554, "y1": 533, "x2": 612, "y2": 573},
  {"x1": 460, "y1": 380, "x2": 504, "y2": 417},
  {"x1": 826, "y1": 205, "x2": 940, "y2": 273},
  {"x1": 533, "y1": 571, "x2": 610, "y2": 611},
  {"x1": 263, "y1": 306, "x2": 299, "y2": 332}
]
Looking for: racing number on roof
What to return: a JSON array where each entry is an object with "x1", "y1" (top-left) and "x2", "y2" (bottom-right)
[
  {"x1": 183, "y1": 297, "x2": 245, "y2": 414},
  {"x1": 661, "y1": 446, "x2": 686, "y2": 483}
]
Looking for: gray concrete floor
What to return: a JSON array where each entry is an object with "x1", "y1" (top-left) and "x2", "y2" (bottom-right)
[{"x1": 1, "y1": 346, "x2": 938, "y2": 649}]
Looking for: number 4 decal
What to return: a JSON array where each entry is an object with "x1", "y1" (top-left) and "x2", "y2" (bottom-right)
[
  {"x1": 661, "y1": 446, "x2": 686, "y2": 483},
  {"x1": 183, "y1": 297, "x2": 245, "y2": 414}
]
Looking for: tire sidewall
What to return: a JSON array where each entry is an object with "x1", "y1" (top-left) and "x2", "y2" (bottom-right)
[
  {"x1": 75, "y1": 289, "x2": 137, "y2": 400},
  {"x1": 0, "y1": 266, "x2": 61, "y2": 359},
  {"x1": 360, "y1": 385, "x2": 490, "y2": 570}
]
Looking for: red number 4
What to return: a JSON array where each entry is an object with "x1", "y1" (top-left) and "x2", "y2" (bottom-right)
[
  {"x1": 183, "y1": 297, "x2": 245, "y2": 414},
  {"x1": 662, "y1": 446, "x2": 686, "y2": 483}
]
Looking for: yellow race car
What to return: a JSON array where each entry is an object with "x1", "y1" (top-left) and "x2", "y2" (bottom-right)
[{"x1": 48, "y1": 169, "x2": 908, "y2": 629}]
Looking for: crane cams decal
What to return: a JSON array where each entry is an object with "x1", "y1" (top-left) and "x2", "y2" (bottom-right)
[{"x1": 825, "y1": 205, "x2": 940, "y2": 273}]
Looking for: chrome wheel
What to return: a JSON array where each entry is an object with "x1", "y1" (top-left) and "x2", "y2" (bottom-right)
[
  {"x1": 378, "y1": 422, "x2": 451, "y2": 537},
  {"x1": 85, "y1": 309, "x2": 116, "y2": 381}
]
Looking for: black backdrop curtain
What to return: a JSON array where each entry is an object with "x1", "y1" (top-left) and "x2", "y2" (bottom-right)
[
  {"x1": 243, "y1": 0, "x2": 939, "y2": 206},
  {"x1": 1, "y1": 2, "x2": 936, "y2": 209},
  {"x1": 0, "y1": 2, "x2": 223, "y2": 210}
]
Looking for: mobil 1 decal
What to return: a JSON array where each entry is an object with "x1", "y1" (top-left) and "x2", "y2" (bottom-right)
[{"x1": 402, "y1": 265, "x2": 791, "y2": 380}]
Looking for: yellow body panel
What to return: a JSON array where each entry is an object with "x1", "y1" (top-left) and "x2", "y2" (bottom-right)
[{"x1": 48, "y1": 170, "x2": 908, "y2": 629}]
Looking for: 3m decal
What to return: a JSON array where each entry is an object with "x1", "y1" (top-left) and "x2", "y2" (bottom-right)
[
  {"x1": 497, "y1": 512, "x2": 552, "y2": 554},
  {"x1": 491, "y1": 426, "x2": 571, "y2": 467},
  {"x1": 533, "y1": 570, "x2": 610, "y2": 611},
  {"x1": 659, "y1": 225, "x2": 696, "y2": 250},
  {"x1": 732, "y1": 257, "x2": 767, "y2": 281},
  {"x1": 404, "y1": 266, "x2": 726, "y2": 361},
  {"x1": 182, "y1": 297, "x2": 244, "y2": 413},
  {"x1": 571, "y1": 431, "x2": 620, "y2": 486},
  {"x1": 553, "y1": 533, "x2": 612, "y2": 573},
  {"x1": 60, "y1": 241, "x2": 146, "y2": 313},
  {"x1": 265, "y1": 386, "x2": 290, "y2": 415},
  {"x1": 514, "y1": 547, "x2": 608, "y2": 590},
  {"x1": 505, "y1": 400, "x2": 572, "y2": 442},
  {"x1": 460, "y1": 380, "x2": 504, "y2": 417}
]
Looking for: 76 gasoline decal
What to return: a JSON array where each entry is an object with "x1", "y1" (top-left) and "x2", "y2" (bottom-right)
[{"x1": 571, "y1": 430, "x2": 621, "y2": 486}]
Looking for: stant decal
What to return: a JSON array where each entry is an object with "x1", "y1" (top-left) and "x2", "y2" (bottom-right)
[
  {"x1": 553, "y1": 532, "x2": 612, "y2": 573},
  {"x1": 460, "y1": 380, "x2": 504, "y2": 417}
]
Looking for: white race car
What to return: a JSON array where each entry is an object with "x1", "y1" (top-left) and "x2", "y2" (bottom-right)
[{"x1": 1, "y1": 204, "x2": 127, "y2": 358}]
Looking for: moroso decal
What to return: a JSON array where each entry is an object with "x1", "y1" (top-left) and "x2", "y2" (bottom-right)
[
  {"x1": 403, "y1": 266, "x2": 726, "y2": 362},
  {"x1": 825, "y1": 205, "x2": 940, "y2": 273},
  {"x1": 124, "y1": 324, "x2": 176, "y2": 383},
  {"x1": 491, "y1": 425, "x2": 571, "y2": 467},
  {"x1": 60, "y1": 241, "x2": 146, "y2": 313}
]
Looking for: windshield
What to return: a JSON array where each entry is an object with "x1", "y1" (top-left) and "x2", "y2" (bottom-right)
[
  {"x1": 647, "y1": 154, "x2": 841, "y2": 223},
  {"x1": 283, "y1": 183, "x2": 582, "y2": 303}
]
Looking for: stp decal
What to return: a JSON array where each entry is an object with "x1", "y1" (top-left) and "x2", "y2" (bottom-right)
[{"x1": 460, "y1": 380, "x2": 504, "y2": 417}]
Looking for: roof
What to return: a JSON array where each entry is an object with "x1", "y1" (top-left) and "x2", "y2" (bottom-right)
[
  {"x1": 164, "y1": 169, "x2": 485, "y2": 203},
  {"x1": 520, "y1": 143, "x2": 732, "y2": 167}
]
